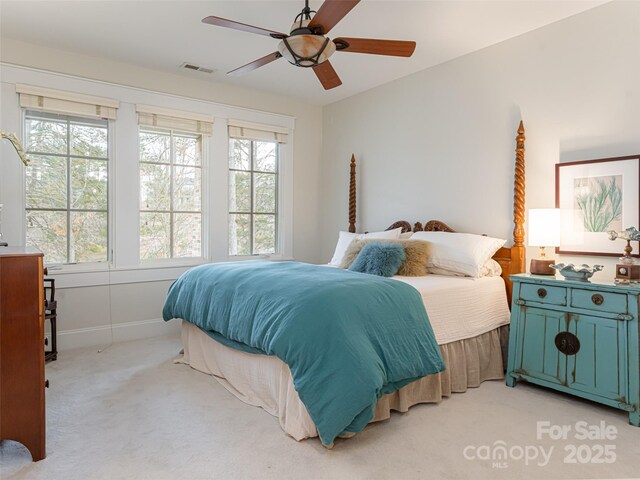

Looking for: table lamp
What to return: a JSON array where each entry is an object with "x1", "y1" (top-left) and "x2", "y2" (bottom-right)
[{"x1": 528, "y1": 208, "x2": 561, "y2": 275}]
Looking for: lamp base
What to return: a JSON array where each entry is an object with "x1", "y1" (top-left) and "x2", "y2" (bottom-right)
[{"x1": 530, "y1": 258, "x2": 555, "y2": 275}]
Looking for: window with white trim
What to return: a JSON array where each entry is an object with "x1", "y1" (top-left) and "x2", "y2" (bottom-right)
[
  {"x1": 24, "y1": 110, "x2": 109, "y2": 264},
  {"x1": 228, "y1": 138, "x2": 279, "y2": 255},
  {"x1": 139, "y1": 129, "x2": 203, "y2": 260},
  {"x1": 136, "y1": 105, "x2": 211, "y2": 261}
]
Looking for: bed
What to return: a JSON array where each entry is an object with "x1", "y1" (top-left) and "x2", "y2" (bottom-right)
[{"x1": 166, "y1": 121, "x2": 527, "y2": 447}]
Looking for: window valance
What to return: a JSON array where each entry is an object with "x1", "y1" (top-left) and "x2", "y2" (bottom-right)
[
  {"x1": 136, "y1": 104, "x2": 213, "y2": 135},
  {"x1": 228, "y1": 120, "x2": 288, "y2": 144},
  {"x1": 16, "y1": 84, "x2": 119, "y2": 120}
]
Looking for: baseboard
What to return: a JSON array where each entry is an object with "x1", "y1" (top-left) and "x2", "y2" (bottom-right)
[{"x1": 45, "y1": 318, "x2": 181, "y2": 352}]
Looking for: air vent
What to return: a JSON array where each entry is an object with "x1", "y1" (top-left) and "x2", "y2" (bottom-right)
[{"x1": 180, "y1": 63, "x2": 215, "y2": 74}]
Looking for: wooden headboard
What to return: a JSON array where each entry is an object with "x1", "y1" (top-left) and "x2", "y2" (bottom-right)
[{"x1": 347, "y1": 121, "x2": 527, "y2": 306}]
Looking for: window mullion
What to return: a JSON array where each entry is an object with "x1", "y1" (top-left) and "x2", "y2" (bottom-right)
[
  {"x1": 66, "y1": 117, "x2": 72, "y2": 264},
  {"x1": 170, "y1": 130, "x2": 175, "y2": 258},
  {"x1": 250, "y1": 141, "x2": 255, "y2": 255},
  {"x1": 275, "y1": 146, "x2": 279, "y2": 250},
  {"x1": 106, "y1": 121, "x2": 111, "y2": 264}
]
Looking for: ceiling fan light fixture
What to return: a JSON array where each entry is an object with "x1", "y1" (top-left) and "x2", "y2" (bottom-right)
[
  {"x1": 278, "y1": 34, "x2": 335, "y2": 68},
  {"x1": 202, "y1": 0, "x2": 416, "y2": 89}
]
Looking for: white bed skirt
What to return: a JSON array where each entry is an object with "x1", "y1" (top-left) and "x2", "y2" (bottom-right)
[{"x1": 179, "y1": 321, "x2": 508, "y2": 443}]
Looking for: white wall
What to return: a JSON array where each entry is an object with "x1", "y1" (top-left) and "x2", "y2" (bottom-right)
[
  {"x1": 320, "y1": 1, "x2": 640, "y2": 282},
  {"x1": 0, "y1": 39, "x2": 323, "y2": 350}
]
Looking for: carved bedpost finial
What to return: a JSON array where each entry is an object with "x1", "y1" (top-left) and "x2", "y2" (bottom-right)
[
  {"x1": 513, "y1": 121, "x2": 526, "y2": 247},
  {"x1": 348, "y1": 154, "x2": 356, "y2": 233}
]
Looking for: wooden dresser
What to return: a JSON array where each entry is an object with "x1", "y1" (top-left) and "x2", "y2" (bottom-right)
[{"x1": 0, "y1": 247, "x2": 46, "y2": 461}]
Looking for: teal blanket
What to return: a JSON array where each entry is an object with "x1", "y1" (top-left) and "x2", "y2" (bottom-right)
[{"x1": 163, "y1": 261, "x2": 445, "y2": 445}]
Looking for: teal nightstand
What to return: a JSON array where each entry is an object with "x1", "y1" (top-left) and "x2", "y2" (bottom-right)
[{"x1": 506, "y1": 274, "x2": 639, "y2": 426}]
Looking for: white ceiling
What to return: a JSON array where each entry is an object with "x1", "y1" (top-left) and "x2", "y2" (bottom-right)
[{"x1": 0, "y1": 0, "x2": 608, "y2": 106}]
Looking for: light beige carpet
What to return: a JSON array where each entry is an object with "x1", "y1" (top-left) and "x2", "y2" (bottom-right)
[{"x1": 1, "y1": 334, "x2": 639, "y2": 480}]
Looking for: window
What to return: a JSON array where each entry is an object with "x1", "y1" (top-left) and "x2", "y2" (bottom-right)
[
  {"x1": 24, "y1": 110, "x2": 109, "y2": 264},
  {"x1": 139, "y1": 129, "x2": 203, "y2": 260},
  {"x1": 228, "y1": 138, "x2": 278, "y2": 255}
]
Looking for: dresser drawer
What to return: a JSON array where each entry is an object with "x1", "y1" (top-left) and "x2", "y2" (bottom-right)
[
  {"x1": 520, "y1": 283, "x2": 567, "y2": 306},
  {"x1": 570, "y1": 289, "x2": 627, "y2": 315}
]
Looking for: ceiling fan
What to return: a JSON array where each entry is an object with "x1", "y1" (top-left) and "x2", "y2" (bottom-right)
[{"x1": 202, "y1": 0, "x2": 416, "y2": 90}]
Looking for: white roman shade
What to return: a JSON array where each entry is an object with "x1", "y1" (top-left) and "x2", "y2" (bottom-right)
[
  {"x1": 136, "y1": 104, "x2": 213, "y2": 135},
  {"x1": 16, "y1": 84, "x2": 119, "y2": 120},
  {"x1": 228, "y1": 120, "x2": 288, "y2": 144}
]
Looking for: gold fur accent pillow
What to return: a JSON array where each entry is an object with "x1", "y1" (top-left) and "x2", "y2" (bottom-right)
[{"x1": 340, "y1": 238, "x2": 430, "y2": 276}]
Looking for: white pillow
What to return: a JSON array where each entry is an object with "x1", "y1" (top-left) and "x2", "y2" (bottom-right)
[
  {"x1": 329, "y1": 228, "x2": 402, "y2": 266},
  {"x1": 482, "y1": 258, "x2": 503, "y2": 277},
  {"x1": 399, "y1": 231, "x2": 413, "y2": 239},
  {"x1": 412, "y1": 231, "x2": 506, "y2": 277},
  {"x1": 429, "y1": 259, "x2": 503, "y2": 278}
]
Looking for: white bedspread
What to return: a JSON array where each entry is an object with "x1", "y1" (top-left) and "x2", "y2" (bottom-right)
[{"x1": 393, "y1": 274, "x2": 510, "y2": 344}]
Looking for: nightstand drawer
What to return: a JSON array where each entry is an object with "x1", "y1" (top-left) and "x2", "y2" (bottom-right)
[
  {"x1": 520, "y1": 283, "x2": 567, "y2": 306},
  {"x1": 570, "y1": 289, "x2": 627, "y2": 315}
]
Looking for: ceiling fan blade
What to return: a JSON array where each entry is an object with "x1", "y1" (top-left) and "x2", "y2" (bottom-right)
[
  {"x1": 308, "y1": 0, "x2": 360, "y2": 34},
  {"x1": 228, "y1": 52, "x2": 282, "y2": 76},
  {"x1": 202, "y1": 16, "x2": 287, "y2": 39},
  {"x1": 312, "y1": 61, "x2": 342, "y2": 90},
  {"x1": 334, "y1": 38, "x2": 416, "y2": 57}
]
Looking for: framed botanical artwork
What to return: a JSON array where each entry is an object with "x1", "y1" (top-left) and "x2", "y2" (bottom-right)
[{"x1": 555, "y1": 154, "x2": 640, "y2": 257}]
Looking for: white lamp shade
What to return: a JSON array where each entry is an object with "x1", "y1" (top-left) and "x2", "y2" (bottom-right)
[{"x1": 528, "y1": 208, "x2": 561, "y2": 247}]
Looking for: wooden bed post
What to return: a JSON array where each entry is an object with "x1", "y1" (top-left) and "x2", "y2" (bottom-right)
[
  {"x1": 513, "y1": 121, "x2": 526, "y2": 248},
  {"x1": 512, "y1": 121, "x2": 526, "y2": 273},
  {"x1": 502, "y1": 120, "x2": 527, "y2": 306},
  {"x1": 349, "y1": 154, "x2": 356, "y2": 233}
]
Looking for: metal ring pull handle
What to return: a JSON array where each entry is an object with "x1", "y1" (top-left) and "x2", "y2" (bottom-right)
[
  {"x1": 537, "y1": 288, "x2": 547, "y2": 298},
  {"x1": 555, "y1": 332, "x2": 580, "y2": 355},
  {"x1": 592, "y1": 294, "x2": 604, "y2": 305}
]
